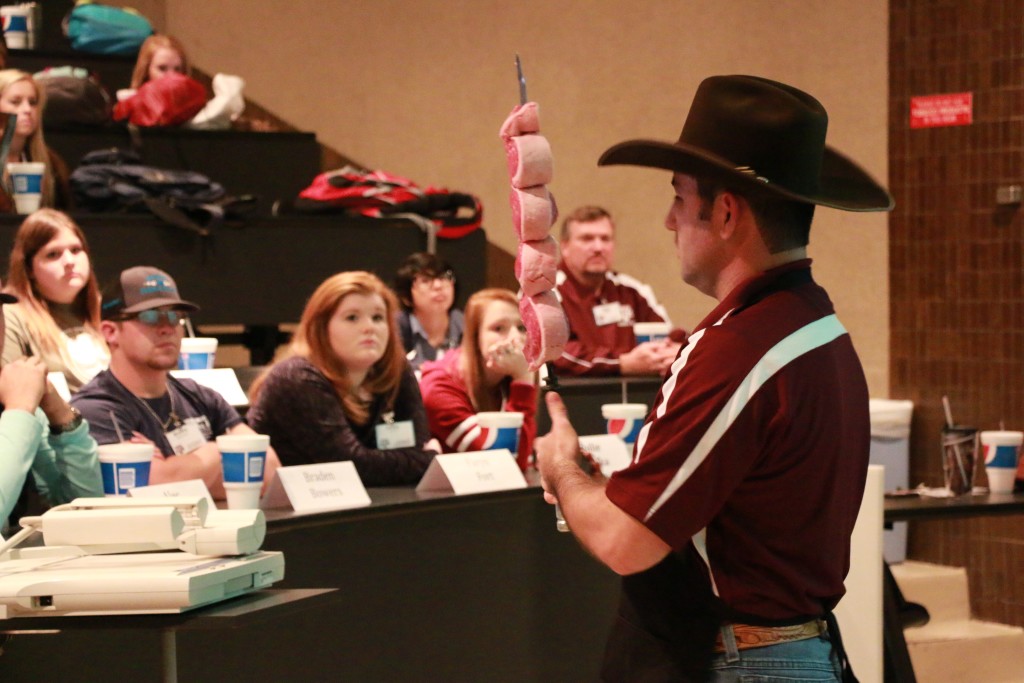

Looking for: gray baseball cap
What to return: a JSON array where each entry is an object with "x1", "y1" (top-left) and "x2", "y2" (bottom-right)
[{"x1": 101, "y1": 266, "x2": 199, "y2": 320}]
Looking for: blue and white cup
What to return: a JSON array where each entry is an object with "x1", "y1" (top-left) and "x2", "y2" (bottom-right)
[
  {"x1": 633, "y1": 322, "x2": 671, "y2": 344},
  {"x1": 981, "y1": 430, "x2": 1023, "y2": 494},
  {"x1": 0, "y1": 6, "x2": 30, "y2": 49},
  {"x1": 602, "y1": 403, "x2": 648, "y2": 445},
  {"x1": 98, "y1": 443, "x2": 152, "y2": 496},
  {"x1": 6, "y1": 161, "x2": 44, "y2": 214},
  {"x1": 178, "y1": 337, "x2": 218, "y2": 370},
  {"x1": 217, "y1": 434, "x2": 269, "y2": 509},
  {"x1": 476, "y1": 411, "x2": 523, "y2": 455}
]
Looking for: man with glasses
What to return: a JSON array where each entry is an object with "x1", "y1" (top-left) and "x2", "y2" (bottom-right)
[{"x1": 72, "y1": 266, "x2": 279, "y2": 499}]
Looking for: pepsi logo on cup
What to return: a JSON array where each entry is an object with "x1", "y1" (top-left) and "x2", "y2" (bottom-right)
[
  {"x1": 476, "y1": 412, "x2": 524, "y2": 454},
  {"x1": 602, "y1": 403, "x2": 648, "y2": 445}
]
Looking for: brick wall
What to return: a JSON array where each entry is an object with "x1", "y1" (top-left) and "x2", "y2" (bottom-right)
[{"x1": 890, "y1": 0, "x2": 1024, "y2": 624}]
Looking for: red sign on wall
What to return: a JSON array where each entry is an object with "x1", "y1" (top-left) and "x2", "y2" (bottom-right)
[{"x1": 910, "y1": 92, "x2": 973, "y2": 129}]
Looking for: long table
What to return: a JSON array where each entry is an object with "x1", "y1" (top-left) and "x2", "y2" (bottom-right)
[{"x1": 0, "y1": 485, "x2": 620, "y2": 682}]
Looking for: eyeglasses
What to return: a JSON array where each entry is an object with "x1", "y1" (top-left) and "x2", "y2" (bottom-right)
[
  {"x1": 413, "y1": 271, "x2": 456, "y2": 288},
  {"x1": 121, "y1": 309, "x2": 188, "y2": 327}
]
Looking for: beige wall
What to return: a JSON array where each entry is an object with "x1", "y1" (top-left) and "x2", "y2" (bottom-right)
[{"x1": 129, "y1": 0, "x2": 890, "y2": 394}]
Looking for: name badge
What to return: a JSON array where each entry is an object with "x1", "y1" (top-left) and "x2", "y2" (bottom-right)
[
  {"x1": 416, "y1": 450, "x2": 527, "y2": 495},
  {"x1": 166, "y1": 420, "x2": 207, "y2": 456},
  {"x1": 592, "y1": 302, "x2": 621, "y2": 327},
  {"x1": 261, "y1": 462, "x2": 372, "y2": 513},
  {"x1": 618, "y1": 304, "x2": 636, "y2": 327},
  {"x1": 375, "y1": 420, "x2": 415, "y2": 449}
]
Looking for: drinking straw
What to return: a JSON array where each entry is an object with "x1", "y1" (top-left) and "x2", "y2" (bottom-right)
[
  {"x1": 184, "y1": 317, "x2": 196, "y2": 338},
  {"x1": 941, "y1": 396, "x2": 969, "y2": 492},
  {"x1": 110, "y1": 410, "x2": 126, "y2": 443}
]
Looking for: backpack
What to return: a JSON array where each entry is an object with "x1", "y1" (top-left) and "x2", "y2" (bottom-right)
[
  {"x1": 292, "y1": 166, "x2": 483, "y2": 242},
  {"x1": 34, "y1": 66, "x2": 112, "y2": 127},
  {"x1": 113, "y1": 73, "x2": 208, "y2": 127},
  {"x1": 69, "y1": 148, "x2": 250, "y2": 236},
  {"x1": 63, "y1": 2, "x2": 153, "y2": 56}
]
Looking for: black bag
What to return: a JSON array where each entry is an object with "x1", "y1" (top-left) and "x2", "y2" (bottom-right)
[
  {"x1": 35, "y1": 67, "x2": 112, "y2": 126},
  {"x1": 69, "y1": 148, "x2": 253, "y2": 236}
]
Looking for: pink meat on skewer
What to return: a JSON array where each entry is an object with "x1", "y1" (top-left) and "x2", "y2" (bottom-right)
[
  {"x1": 519, "y1": 290, "x2": 569, "y2": 371},
  {"x1": 505, "y1": 134, "x2": 553, "y2": 189},
  {"x1": 499, "y1": 102, "x2": 541, "y2": 139},
  {"x1": 510, "y1": 185, "x2": 557, "y2": 241},
  {"x1": 515, "y1": 236, "x2": 559, "y2": 297}
]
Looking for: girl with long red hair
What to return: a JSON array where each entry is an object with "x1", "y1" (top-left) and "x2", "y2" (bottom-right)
[{"x1": 248, "y1": 271, "x2": 436, "y2": 485}]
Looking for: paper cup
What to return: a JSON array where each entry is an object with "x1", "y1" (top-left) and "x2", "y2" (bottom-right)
[
  {"x1": 98, "y1": 443, "x2": 152, "y2": 496},
  {"x1": 6, "y1": 161, "x2": 44, "y2": 214},
  {"x1": 178, "y1": 337, "x2": 218, "y2": 370},
  {"x1": 602, "y1": 403, "x2": 648, "y2": 444},
  {"x1": 981, "y1": 430, "x2": 1023, "y2": 494},
  {"x1": 217, "y1": 433, "x2": 269, "y2": 485},
  {"x1": 0, "y1": 7, "x2": 29, "y2": 49},
  {"x1": 476, "y1": 411, "x2": 523, "y2": 453},
  {"x1": 224, "y1": 482, "x2": 262, "y2": 510},
  {"x1": 633, "y1": 322, "x2": 671, "y2": 344}
]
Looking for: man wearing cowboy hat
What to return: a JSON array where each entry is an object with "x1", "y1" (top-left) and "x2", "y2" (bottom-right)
[{"x1": 536, "y1": 75, "x2": 892, "y2": 681}]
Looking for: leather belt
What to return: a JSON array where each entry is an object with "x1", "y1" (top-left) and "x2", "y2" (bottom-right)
[{"x1": 713, "y1": 619, "x2": 826, "y2": 653}]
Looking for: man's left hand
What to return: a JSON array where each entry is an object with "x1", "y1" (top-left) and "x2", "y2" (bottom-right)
[{"x1": 535, "y1": 391, "x2": 583, "y2": 504}]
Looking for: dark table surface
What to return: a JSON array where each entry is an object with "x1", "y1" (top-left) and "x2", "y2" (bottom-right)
[{"x1": 884, "y1": 491, "x2": 1024, "y2": 522}]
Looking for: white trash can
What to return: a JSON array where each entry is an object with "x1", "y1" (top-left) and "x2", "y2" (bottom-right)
[{"x1": 869, "y1": 399, "x2": 913, "y2": 563}]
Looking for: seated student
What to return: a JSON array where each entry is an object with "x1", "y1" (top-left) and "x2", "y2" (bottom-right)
[
  {"x1": 3, "y1": 209, "x2": 109, "y2": 392},
  {"x1": 248, "y1": 271, "x2": 437, "y2": 485},
  {"x1": 419, "y1": 289, "x2": 537, "y2": 472},
  {"x1": 117, "y1": 34, "x2": 189, "y2": 101},
  {"x1": 0, "y1": 284, "x2": 102, "y2": 532},
  {"x1": 71, "y1": 267, "x2": 280, "y2": 499},
  {"x1": 0, "y1": 70, "x2": 72, "y2": 213},
  {"x1": 554, "y1": 205, "x2": 682, "y2": 376},
  {"x1": 393, "y1": 252, "x2": 464, "y2": 372}
]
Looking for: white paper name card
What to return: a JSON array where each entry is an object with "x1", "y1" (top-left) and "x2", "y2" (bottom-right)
[
  {"x1": 261, "y1": 462, "x2": 371, "y2": 513},
  {"x1": 170, "y1": 368, "x2": 249, "y2": 406},
  {"x1": 577, "y1": 434, "x2": 632, "y2": 477},
  {"x1": 129, "y1": 478, "x2": 215, "y2": 507},
  {"x1": 416, "y1": 449, "x2": 527, "y2": 495}
]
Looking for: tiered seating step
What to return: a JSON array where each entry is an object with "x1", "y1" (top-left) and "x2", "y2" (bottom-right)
[{"x1": 892, "y1": 561, "x2": 1024, "y2": 683}]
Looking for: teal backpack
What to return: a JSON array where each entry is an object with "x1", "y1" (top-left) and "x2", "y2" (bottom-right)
[{"x1": 63, "y1": 1, "x2": 154, "y2": 56}]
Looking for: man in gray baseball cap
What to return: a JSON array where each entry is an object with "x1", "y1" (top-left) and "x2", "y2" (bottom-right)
[{"x1": 73, "y1": 266, "x2": 278, "y2": 498}]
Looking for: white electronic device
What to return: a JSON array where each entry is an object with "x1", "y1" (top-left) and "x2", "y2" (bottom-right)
[{"x1": 0, "y1": 497, "x2": 285, "y2": 617}]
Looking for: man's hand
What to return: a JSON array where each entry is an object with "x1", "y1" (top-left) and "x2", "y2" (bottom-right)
[
  {"x1": 0, "y1": 357, "x2": 46, "y2": 413},
  {"x1": 534, "y1": 391, "x2": 583, "y2": 504},
  {"x1": 619, "y1": 340, "x2": 680, "y2": 376}
]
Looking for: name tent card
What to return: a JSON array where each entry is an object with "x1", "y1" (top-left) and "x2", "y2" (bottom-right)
[
  {"x1": 170, "y1": 368, "x2": 249, "y2": 407},
  {"x1": 129, "y1": 478, "x2": 215, "y2": 507},
  {"x1": 261, "y1": 462, "x2": 371, "y2": 513},
  {"x1": 416, "y1": 450, "x2": 527, "y2": 495},
  {"x1": 577, "y1": 434, "x2": 632, "y2": 477}
]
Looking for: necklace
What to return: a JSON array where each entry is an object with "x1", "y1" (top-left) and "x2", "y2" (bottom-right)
[{"x1": 135, "y1": 388, "x2": 181, "y2": 431}]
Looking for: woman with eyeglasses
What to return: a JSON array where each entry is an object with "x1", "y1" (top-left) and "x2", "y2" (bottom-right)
[
  {"x1": 2, "y1": 209, "x2": 108, "y2": 392},
  {"x1": 419, "y1": 288, "x2": 537, "y2": 472},
  {"x1": 393, "y1": 252, "x2": 464, "y2": 373},
  {"x1": 248, "y1": 271, "x2": 438, "y2": 485}
]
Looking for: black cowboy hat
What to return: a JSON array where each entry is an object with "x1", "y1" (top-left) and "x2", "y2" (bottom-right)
[{"x1": 598, "y1": 75, "x2": 893, "y2": 212}]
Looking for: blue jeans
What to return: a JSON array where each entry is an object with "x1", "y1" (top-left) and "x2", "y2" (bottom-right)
[{"x1": 706, "y1": 626, "x2": 841, "y2": 682}]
